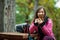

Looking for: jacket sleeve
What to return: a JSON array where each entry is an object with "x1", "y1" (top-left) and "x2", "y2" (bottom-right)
[
  {"x1": 29, "y1": 23, "x2": 38, "y2": 34},
  {"x1": 42, "y1": 19, "x2": 55, "y2": 39}
]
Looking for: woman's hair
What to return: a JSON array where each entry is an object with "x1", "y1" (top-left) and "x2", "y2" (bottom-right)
[{"x1": 33, "y1": 6, "x2": 46, "y2": 22}]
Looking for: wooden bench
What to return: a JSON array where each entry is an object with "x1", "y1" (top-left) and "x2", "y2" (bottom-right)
[{"x1": 0, "y1": 32, "x2": 38, "y2": 40}]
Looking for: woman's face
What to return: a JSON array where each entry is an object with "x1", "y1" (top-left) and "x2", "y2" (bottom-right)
[{"x1": 37, "y1": 8, "x2": 45, "y2": 18}]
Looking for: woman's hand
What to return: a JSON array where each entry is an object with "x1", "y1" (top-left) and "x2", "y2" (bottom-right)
[
  {"x1": 35, "y1": 18, "x2": 43, "y2": 24},
  {"x1": 30, "y1": 34, "x2": 38, "y2": 38},
  {"x1": 35, "y1": 19, "x2": 38, "y2": 23}
]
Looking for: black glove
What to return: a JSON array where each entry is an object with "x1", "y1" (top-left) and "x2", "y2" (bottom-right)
[{"x1": 34, "y1": 22, "x2": 38, "y2": 26}]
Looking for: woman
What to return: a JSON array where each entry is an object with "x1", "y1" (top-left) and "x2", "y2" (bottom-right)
[{"x1": 29, "y1": 6, "x2": 56, "y2": 40}]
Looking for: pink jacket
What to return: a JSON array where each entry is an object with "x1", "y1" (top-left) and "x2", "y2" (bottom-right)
[{"x1": 29, "y1": 18, "x2": 56, "y2": 40}]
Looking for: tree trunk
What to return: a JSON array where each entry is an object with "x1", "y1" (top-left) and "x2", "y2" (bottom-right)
[
  {"x1": 0, "y1": 0, "x2": 4, "y2": 32},
  {"x1": 4, "y1": 0, "x2": 15, "y2": 32},
  {"x1": 34, "y1": 0, "x2": 39, "y2": 12}
]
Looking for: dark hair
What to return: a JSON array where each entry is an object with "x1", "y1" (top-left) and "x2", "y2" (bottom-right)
[{"x1": 33, "y1": 6, "x2": 46, "y2": 22}]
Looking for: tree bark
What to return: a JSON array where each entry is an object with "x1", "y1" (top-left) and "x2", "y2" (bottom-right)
[
  {"x1": 4, "y1": 0, "x2": 15, "y2": 32},
  {"x1": 0, "y1": 0, "x2": 4, "y2": 32}
]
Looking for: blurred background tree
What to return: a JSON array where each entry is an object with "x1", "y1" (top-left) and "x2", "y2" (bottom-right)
[
  {"x1": 16, "y1": 0, "x2": 60, "y2": 40},
  {"x1": 0, "y1": 0, "x2": 15, "y2": 32}
]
